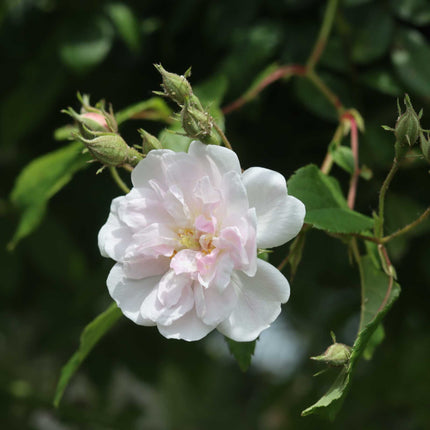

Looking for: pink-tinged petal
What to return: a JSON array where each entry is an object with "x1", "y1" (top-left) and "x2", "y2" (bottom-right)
[
  {"x1": 196, "y1": 250, "x2": 219, "y2": 287},
  {"x1": 195, "y1": 214, "x2": 217, "y2": 234},
  {"x1": 214, "y1": 226, "x2": 248, "y2": 267},
  {"x1": 141, "y1": 273, "x2": 194, "y2": 326},
  {"x1": 157, "y1": 307, "x2": 215, "y2": 341},
  {"x1": 170, "y1": 249, "x2": 198, "y2": 275},
  {"x1": 107, "y1": 263, "x2": 159, "y2": 326},
  {"x1": 194, "y1": 283, "x2": 238, "y2": 326},
  {"x1": 122, "y1": 255, "x2": 170, "y2": 279},
  {"x1": 98, "y1": 197, "x2": 133, "y2": 261},
  {"x1": 132, "y1": 223, "x2": 177, "y2": 257},
  {"x1": 217, "y1": 259, "x2": 290, "y2": 341},
  {"x1": 188, "y1": 141, "x2": 241, "y2": 184},
  {"x1": 242, "y1": 167, "x2": 305, "y2": 248}
]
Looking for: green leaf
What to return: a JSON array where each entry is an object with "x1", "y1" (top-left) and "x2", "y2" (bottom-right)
[
  {"x1": 330, "y1": 145, "x2": 355, "y2": 174},
  {"x1": 59, "y1": 15, "x2": 114, "y2": 74},
  {"x1": 9, "y1": 142, "x2": 90, "y2": 249},
  {"x1": 392, "y1": 28, "x2": 430, "y2": 97},
  {"x1": 287, "y1": 164, "x2": 347, "y2": 210},
  {"x1": 106, "y1": 3, "x2": 141, "y2": 53},
  {"x1": 305, "y1": 208, "x2": 374, "y2": 233},
  {"x1": 116, "y1": 97, "x2": 173, "y2": 125},
  {"x1": 225, "y1": 338, "x2": 256, "y2": 372},
  {"x1": 54, "y1": 303, "x2": 122, "y2": 407},
  {"x1": 302, "y1": 256, "x2": 400, "y2": 418},
  {"x1": 287, "y1": 165, "x2": 373, "y2": 233},
  {"x1": 363, "y1": 324, "x2": 385, "y2": 360}
]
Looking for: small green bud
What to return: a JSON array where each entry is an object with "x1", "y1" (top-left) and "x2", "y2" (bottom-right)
[
  {"x1": 76, "y1": 133, "x2": 143, "y2": 167},
  {"x1": 310, "y1": 332, "x2": 351, "y2": 367},
  {"x1": 395, "y1": 94, "x2": 421, "y2": 148},
  {"x1": 139, "y1": 129, "x2": 162, "y2": 153},
  {"x1": 180, "y1": 101, "x2": 218, "y2": 145},
  {"x1": 420, "y1": 132, "x2": 430, "y2": 163},
  {"x1": 154, "y1": 64, "x2": 202, "y2": 108}
]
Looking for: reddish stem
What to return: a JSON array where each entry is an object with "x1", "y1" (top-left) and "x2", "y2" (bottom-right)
[
  {"x1": 345, "y1": 113, "x2": 359, "y2": 209},
  {"x1": 222, "y1": 65, "x2": 306, "y2": 115}
]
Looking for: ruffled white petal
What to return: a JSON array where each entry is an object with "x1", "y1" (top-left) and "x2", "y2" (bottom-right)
[
  {"x1": 217, "y1": 259, "x2": 290, "y2": 341},
  {"x1": 188, "y1": 140, "x2": 241, "y2": 184},
  {"x1": 194, "y1": 283, "x2": 238, "y2": 326},
  {"x1": 158, "y1": 307, "x2": 215, "y2": 342},
  {"x1": 107, "y1": 263, "x2": 160, "y2": 326},
  {"x1": 242, "y1": 167, "x2": 305, "y2": 249},
  {"x1": 98, "y1": 197, "x2": 133, "y2": 261}
]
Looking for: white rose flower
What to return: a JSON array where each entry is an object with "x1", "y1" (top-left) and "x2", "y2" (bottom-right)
[{"x1": 98, "y1": 141, "x2": 305, "y2": 341}]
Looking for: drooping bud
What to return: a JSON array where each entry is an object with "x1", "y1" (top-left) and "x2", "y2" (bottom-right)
[
  {"x1": 75, "y1": 133, "x2": 143, "y2": 168},
  {"x1": 310, "y1": 332, "x2": 351, "y2": 367},
  {"x1": 420, "y1": 132, "x2": 430, "y2": 163},
  {"x1": 180, "y1": 100, "x2": 219, "y2": 145},
  {"x1": 139, "y1": 129, "x2": 162, "y2": 153},
  {"x1": 154, "y1": 64, "x2": 202, "y2": 109}
]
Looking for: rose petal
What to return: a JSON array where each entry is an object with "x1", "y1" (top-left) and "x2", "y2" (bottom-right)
[
  {"x1": 188, "y1": 141, "x2": 241, "y2": 184},
  {"x1": 98, "y1": 197, "x2": 133, "y2": 261},
  {"x1": 141, "y1": 272, "x2": 194, "y2": 326},
  {"x1": 217, "y1": 259, "x2": 290, "y2": 341},
  {"x1": 242, "y1": 167, "x2": 305, "y2": 248},
  {"x1": 170, "y1": 249, "x2": 198, "y2": 275},
  {"x1": 157, "y1": 306, "x2": 215, "y2": 341},
  {"x1": 194, "y1": 283, "x2": 238, "y2": 325},
  {"x1": 107, "y1": 263, "x2": 159, "y2": 326},
  {"x1": 122, "y1": 255, "x2": 170, "y2": 279}
]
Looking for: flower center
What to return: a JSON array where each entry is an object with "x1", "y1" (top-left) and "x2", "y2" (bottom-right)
[{"x1": 178, "y1": 228, "x2": 200, "y2": 250}]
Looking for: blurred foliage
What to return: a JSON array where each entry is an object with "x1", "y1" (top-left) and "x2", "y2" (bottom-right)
[{"x1": 1, "y1": 0, "x2": 430, "y2": 429}]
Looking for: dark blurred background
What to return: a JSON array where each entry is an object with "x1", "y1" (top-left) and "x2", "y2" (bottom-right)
[{"x1": 1, "y1": 0, "x2": 430, "y2": 429}]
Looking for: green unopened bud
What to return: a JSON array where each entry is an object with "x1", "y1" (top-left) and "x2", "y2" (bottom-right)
[
  {"x1": 395, "y1": 94, "x2": 421, "y2": 149},
  {"x1": 76, "y1": 133, "x2": 143, "y2": 167},
  {"x1": 181, "y1": 101, "x2": 218, "y2": 145},
  {"x1": 154, "y1": 64, "x2": 202, "y2": 108},
  {"x1": 310, "y1": 332, "x2": 351, "y2": 367},
  {"x1": 139, "y1": 129, "x2": 162, "y2": 153},
  {"x1": 420, "y1": 132, "x2": 430, "y2": 163}
]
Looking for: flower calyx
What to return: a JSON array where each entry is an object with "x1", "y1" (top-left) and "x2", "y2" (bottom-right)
[
  {"x1": 75, "y1": 133, "x2": 143, "y2": 171},
  {"x1": 180, "y1": 99, "x2": 219, "y2": 145},
  {"x1": 420, "y1": 131, "x2": 430, "y2": 163},
  {"x1": 383, "y1": 94, "x2": 424, "y2": 159},
  {"x1": 139, "y1": 128, "x2": 163, "y2": 154},
  {"x1": 63, "y1": 93, "x2": 118, "y2": 138},
  {"x1": 310, "y1": 332, "x2": 352, "y2": 367},
  {"x1": 154, "y1": 64, "x2": 202, "y2": 109},
  {"x1": 64, "y1": 93, "x2": 142, "y2": 171}
]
